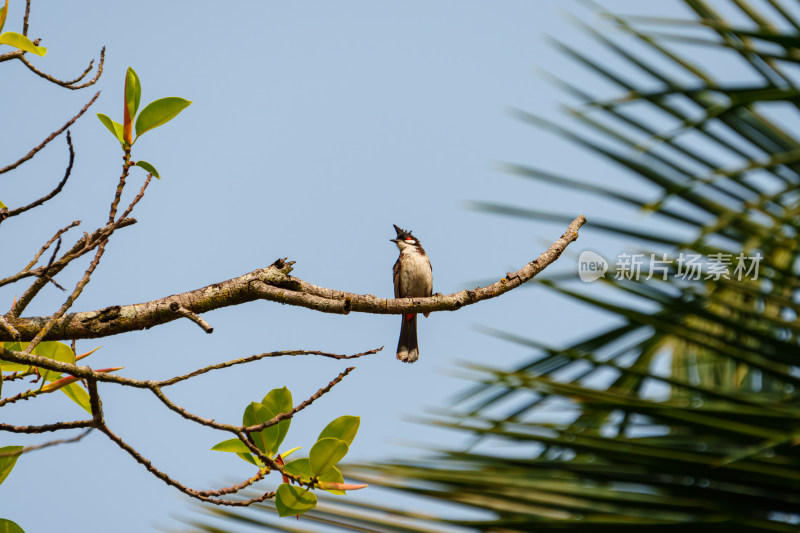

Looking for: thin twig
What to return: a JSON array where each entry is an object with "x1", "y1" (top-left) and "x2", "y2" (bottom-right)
[
  {"x1": 21, "y1": 220, "x2": 81, "y2": 273},
  {"x1": 194, "y1": 469, "x2": 267, "y2": 497},
  {"x1": 22, "y1": 239, "x2": 108, "y2": 355},
  {"x1": 108, "y1": 148, "x2": 132, "y2": 224},
  {"x1": 22, "y1": 0, "x2": 31, "y2": 35},
  {"x1": 243, "y1": 367, "x2": 355, "y2": 433},
  {"x1": 0, "y1": 420, "x2": 94, "y2": 433},
  {"x1": 17, "y1": 47, "x2": 105, "y2": 90},
  {"x1": 4, "y1": 132, "x2": 75, "y2": 219},
  {"x1": 97, "y1": 414, "x2": 277, "y2": 506},
  {"x1": 17, "y1": 173, "x2": 153, "y2": 352},
  {"x1": 147, "y1": 367, "x2": 356, "y2": 441},
  {"x1": 0, "y1": 92, "x2": 99, "y2": 175},
  {"x1": 58, "y1": 57, "x2": 98, "y2": 86},
  {"x1": 0, "y1": 429, "x2": 92, "y2": 458},
  {"x1": 0, "y1": 344, "x2": 369, "y2": 401},
  {"x1": 1, "y1": 218, "x2": 136, "y2": 293},
  {"x1": 5, "y1": 175, "x2": 148, "y2": 324},
  {"x1": 159, "y1": 347, "x2": 380, "y2": 387},
  {"x1": 38, "y1": 237, "x2": 66, "y2": 291}
]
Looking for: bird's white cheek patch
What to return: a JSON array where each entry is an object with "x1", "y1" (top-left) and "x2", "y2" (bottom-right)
[{"x1": 405, "y1": 239, "x2": 416, "y2": 245}]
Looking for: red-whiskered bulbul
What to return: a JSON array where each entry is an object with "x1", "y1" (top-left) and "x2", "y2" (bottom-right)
[{"x1": 391, "y1": 224, "x2": 433, "y2": 363}]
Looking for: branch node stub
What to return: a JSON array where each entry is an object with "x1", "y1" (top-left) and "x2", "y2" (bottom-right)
[{"x1": 169, "y1": 302, "x2": 180, "y2": 312}]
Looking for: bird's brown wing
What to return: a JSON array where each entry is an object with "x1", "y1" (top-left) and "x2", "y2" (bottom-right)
[
  {"x1": 425, "y1": 255, "x2": 433, "y2": 296},
  {"x1": 393, "y1": 257, "x2": 401, "y2": 298}
]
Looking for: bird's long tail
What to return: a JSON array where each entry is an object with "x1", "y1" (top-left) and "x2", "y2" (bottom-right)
[{"x1": 396, "y1": 313, "x2": 419, "y2": 363}]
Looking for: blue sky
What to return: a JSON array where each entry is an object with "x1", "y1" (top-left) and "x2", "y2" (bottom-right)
[{"x1": 0, "y1": 1, "x2": 735, "y2": 531}]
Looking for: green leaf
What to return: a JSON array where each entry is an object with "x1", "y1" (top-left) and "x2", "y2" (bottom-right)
[
  {"x1": 236, "y1": 453, "x2": 258, "y2": 466},
  {"x1": 0, "y1": 519, "x2": 25, "y2": 533},
  {"x1": 30, "y1": 341, "x2": 74, "y2": 383},
  {"x1": 124, "y1": 67, "x2": 141, "y2": 123},
  {"x1": 210, "y1": 438, "x2": 258, "y2": 465},
  {"x1": 0, "y1": 342, "x2": 29, "y2": 372},
  {"x1": 318, "y1": 465, "x2": 345, "y2": 495},
  {"x1": 210, "y1": 439, "x2": 252, "y2": 454},
  {"x1": 283, "y1": 458, "x2": 312, "y2": 481},
  {"x1": 318, "y1": 415, "x2": 360, "y2": 447},
  {"x1": 2, "y1": 341, "x2": 76, "y2": 383},
  {"x1": 0, "y1": 0, "x2": 8, "y2": 34},
  {"x1": 279, "y1": 446, "x2": 301, "y2": 461},
  {"x1": 275, "y1": 484, "x2": 316, "y2": 518},
  {"x1": 260, "y1": 387, "x2": 293, "y2": 455},
  {"x1": 60, "y1": 382, "x2": 91, "y2": 414},
  {"x1": 134, "y1": 160, "x2": 160, "y2": 179},
  {"x1": 0, "y1": 446, "x2": 22, "y2": 486},
  {"x1": 242, "y1": 402, "x2": 271, "y2": 454},
  {"x1": 282, "y1": 458, "x2": 348, "y2": 494},
  {"x1": 96, "y1": 114, "x2": 125, "y2": 147},
  {"x1": 309, "y1": 437, "x2": 348, "y2": 476},
  {"x1": 134, "y1": 97, "x2": 191, "y2": 139},
  {"x1": 0, "y1": 31, "x2": 46, "y2": 56}
]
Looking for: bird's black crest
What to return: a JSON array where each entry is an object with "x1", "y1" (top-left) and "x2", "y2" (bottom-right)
[
  {"x1": 392, "y1": 224, "x2": 411, "y2": 239},
  {"x1": 393, "y1": 224, "x2": 415, "y2": 240}
]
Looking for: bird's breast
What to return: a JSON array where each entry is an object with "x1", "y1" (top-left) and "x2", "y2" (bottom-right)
[{"x1": 398, "y1": 251, "x2": 432, "y2": 297}]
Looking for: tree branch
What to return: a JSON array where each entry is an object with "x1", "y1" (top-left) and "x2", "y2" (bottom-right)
[
  {"x1": 5, "y1": 219, "x2": 135, "y2": 316},
  {"x1": 0, "y1": 92, "x2": 99, "y2": 175},
  {"x1": 3, "y1": 131, "x2": 75, "y2": 220},
  {"x1": 17, "y1": 47, "x2": 104, "y2": 89},
  {"x1": 0, "y1": 420, "x2": 94, "y2": 433},
  {"x1": 0, "y1": 429, "x2": 92, "y2": 458},
  {"x1": 2, "y1": 215, "x2": 586, "y2": 341}
]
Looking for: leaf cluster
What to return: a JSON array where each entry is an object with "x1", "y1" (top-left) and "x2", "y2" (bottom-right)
[{"x1": 212, "y1": 387, "x2": 363, "y2": 518}]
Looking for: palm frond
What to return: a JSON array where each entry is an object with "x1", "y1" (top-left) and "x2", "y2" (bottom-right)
[{"x1": 184, "y1": 1, "x2": 800, "y2": 531}]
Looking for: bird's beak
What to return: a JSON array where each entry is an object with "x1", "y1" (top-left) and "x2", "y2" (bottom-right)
[{"x1": 390, "y1": 238, "x2": 400, "y2": 243}]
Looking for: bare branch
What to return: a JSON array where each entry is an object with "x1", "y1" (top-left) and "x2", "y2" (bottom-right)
[
  {"x1": 95, "y1": 386, "x2": 277, "y2": 506},
  {"x1": 2, "y1": 215, "x2": 587, "y2": 342},
  {"x1": 159, "y1": 347, "x2": 380, "y2": 387},
  {"x1": 39, "y1": 237, "x2": 67, "y2": 291},
  {"x1": 0, "y1": 92, "x2": 99, "y2": 175},
  {"x1": 0, "y1": 429, "x2": 92, "y2": 459},
  {"x1": 0, "y1": 420, "x2": 94, "y2": 433},
  {"x1": 4, "y1": 132, "x2": 75, "y2": 219},
  {"x1": 21, "y1": 220, "x2": 81, "y2": 273},
  {"x1": 18, "y1": 47, "x2": 105, "y2": 90},
  {"x1": 0, "y1": 345, "x2": 375, "y2": 391},
  {"x1": 194, "y1": 469, "x2": 267, "y2": 497},
  {"x1": 7, "y1": 221, "x2": 112, "y2": 318},
  {"x1": 108, "y1": 148, "x2": 132, "y2": 223},
  {"x1": 23, "y1": 240, "x2": 108, "y2": 354},
  {"x1": 2, "y1": 218, "x2": 137, "y2": 293},
  {"x1": 19, "y1": 173, "x2": 151, "y2": 352},
  {"x1": 23, "y1": 0, "x2": 31, "y2": 36},
  {"x1": 243, "y1": 367, "x2": 354, "y2": 433}
]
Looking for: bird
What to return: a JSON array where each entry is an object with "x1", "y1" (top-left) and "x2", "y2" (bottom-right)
[{"x1": 391, "y1": 224, "x2": 433, "y2": 363}]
